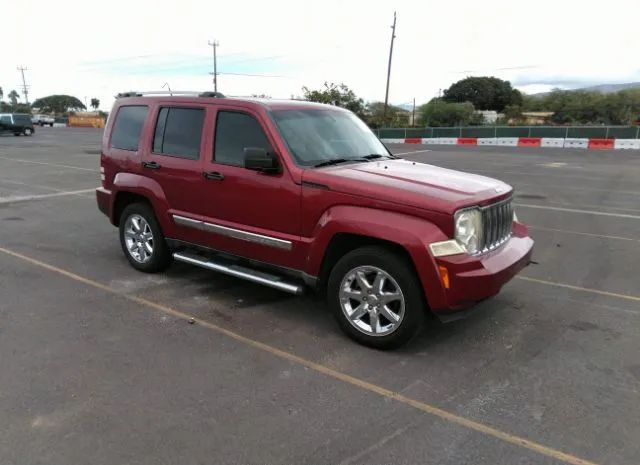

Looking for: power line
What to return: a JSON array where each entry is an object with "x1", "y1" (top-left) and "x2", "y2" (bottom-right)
[
  {"x1": 17, "y1": 66, "x2": 30, "y2": 105},
  {"x1": 218, "y1": 72, "x2": 288, "y2": 78},
  {"x1": 383, "y1": 12, "x2": 397, "y2": 124}
]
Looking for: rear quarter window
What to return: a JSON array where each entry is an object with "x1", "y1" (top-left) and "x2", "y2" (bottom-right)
[{"x1": 110, "y1": 106, "x2": 149, "y2": 151}]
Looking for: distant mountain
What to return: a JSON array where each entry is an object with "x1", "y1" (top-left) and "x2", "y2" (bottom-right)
[
  {"x1": 579, "y1": 82, "x2": 640, "y2": 93},
  {"x1": 532, "y1": 82, "x2": 640, "y2": 96}
]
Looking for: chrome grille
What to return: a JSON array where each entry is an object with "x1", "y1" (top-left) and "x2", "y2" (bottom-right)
[{"x1": 478, "y1": 198, "x2": 513, "y2": 254}]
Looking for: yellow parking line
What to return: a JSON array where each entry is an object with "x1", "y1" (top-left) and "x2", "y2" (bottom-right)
[
  {"x1": 517, "y1": 276, "x2": 640, "y2": 303},
  {"x1": 0, "y1": 245, "x2": 600, "y2": 465}
]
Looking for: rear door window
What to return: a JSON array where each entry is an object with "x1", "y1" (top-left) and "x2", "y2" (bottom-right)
[
  {"x1": 152, "y1": 107, "x2": 204, "y2": 160},
  {"x1": 214, "y1": 111, "x2": 272, "y2": 166},
  {"x1": 110, "y1": 106, "x2": 148, "y2": 151}
]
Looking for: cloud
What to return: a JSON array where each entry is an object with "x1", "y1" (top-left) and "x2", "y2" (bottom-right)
[{"x1": 3, "y1": 0, "x2": 639, "y2": 110}]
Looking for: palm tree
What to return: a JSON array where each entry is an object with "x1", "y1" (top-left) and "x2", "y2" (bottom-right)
[
  {"x1": 90, "y1": 98, "x2": 100, "y2": 111},
  {"x1": 8, "y1": 90, "x2": 19, "y2": 109}
]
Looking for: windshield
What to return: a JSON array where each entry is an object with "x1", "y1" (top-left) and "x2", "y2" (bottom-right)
[{"x1": 271, "y1": 109, "x2": 390, "y2": 167}]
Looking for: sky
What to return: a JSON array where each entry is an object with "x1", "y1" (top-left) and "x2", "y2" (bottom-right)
[{"x1": 3, "y1": 0, "x2": 639, "y2": 111}]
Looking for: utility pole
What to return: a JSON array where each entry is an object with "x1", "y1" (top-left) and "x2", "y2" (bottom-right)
[
  {"x1": 411, "y1": 97, "x2": 416, "y2": 127},
  {"x1": 382, "y1": 12, "x2": 397, "y2": 125},
  {"x1": 17, "y1": 66, "x2": 29, "y2": 105},
  {"x1": 208, "y1": 40, "x2": 219, "y2": 93}
]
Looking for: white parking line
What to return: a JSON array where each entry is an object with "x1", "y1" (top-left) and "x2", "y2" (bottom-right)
[
  {"x1": 0, "y1": 177, "x2": 66, "y2": 193},
  {"x1": 515, "y1": 203, "x2": 640, "y2": 220},
  {"x1": 393, "y1": 149, "x2": 432, "y2": 156},
  {"x1": 0, "y1": 156, "x2": 97, "y2": 172},
  {"x1": 528, "y1": 226, "x2": 638, "y2": 242},
  {"x1": 0, "y1": 189, "x2": 95, "y2": 204}
]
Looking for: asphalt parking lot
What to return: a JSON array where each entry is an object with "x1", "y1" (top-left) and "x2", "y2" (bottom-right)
[{"x1": 1, "y1": 128, "x2": 639, "y2": 465}]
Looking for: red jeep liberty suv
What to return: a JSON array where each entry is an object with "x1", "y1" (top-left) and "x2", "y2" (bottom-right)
[{"x1": 96, "y1": 92, "x2": 533, "y2": 349}]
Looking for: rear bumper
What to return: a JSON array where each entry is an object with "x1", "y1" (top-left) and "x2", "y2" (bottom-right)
[
  {"x1": 431, "y1": 226, "x2": 533, "y2": 316},
  {"x1": 96, "y1": 187, "x2": 112, "y2": 219}
]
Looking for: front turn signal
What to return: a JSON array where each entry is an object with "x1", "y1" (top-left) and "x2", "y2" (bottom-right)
[{"x1": 438, "y1": 265, "x2": 450, "y2": 289}]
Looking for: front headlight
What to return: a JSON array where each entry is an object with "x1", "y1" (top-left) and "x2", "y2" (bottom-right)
[{"x1": 454, "y1": 208, "x2": 482, "y2": 254}]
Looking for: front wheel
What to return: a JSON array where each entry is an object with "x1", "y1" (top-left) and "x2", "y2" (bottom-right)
[
  {"x1": 24, "y1": 128, "x2": 33, "y2": 136},
  {"x1": 119, "y1": 203, "x2": 172, "y2": 273},
  {"x1": 327, "y1": 246, "x2": 426, "y2": 349}
]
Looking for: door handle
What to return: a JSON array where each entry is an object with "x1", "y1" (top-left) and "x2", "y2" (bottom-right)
[
  {"x1": 203, "y1": 171, "x2": 225, "y2": 181},
  {"x1": 142, "y1": 161, "x2": 161, "y2": 170}
]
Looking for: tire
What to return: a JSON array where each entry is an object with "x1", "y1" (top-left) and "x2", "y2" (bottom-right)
[
  {"x1": 119, "y1": 203, "x2": 172, "y2": 273},
  {"x1": 327, "y1": 246, "x2": 426, "y2": 349},
  {"x1": 24, "y1": 128, "x2": 33, "y2": 136}
]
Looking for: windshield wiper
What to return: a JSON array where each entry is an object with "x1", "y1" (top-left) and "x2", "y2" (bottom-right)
[
  {"x1": 313, "y1": 157, "x2": 370, "y2": 168},
  {"x1": 363, "y1": 153, "x2": 399, "y2": 160}
]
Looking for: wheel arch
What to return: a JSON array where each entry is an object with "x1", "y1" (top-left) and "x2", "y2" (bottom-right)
[
  {"x1": 110, "y1": 173, "x2": 171, "y2": 231},
  {"x1": 112, "y1": 191, "x2": 152, "y2": 226},
  {"x1": 306, "y1": 205, "x2": 450, "y2": 310}
]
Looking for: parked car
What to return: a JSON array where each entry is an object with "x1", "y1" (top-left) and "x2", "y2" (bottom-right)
[
  {"x1": 32, "y1": 114, "x2": 55, "y2": 126},
  {"x1": 0, "y1": 113, "x2": 35, "y2": 136},
  {"x1": 96, "y1": 92, "x2": 534, "y2": 349}
]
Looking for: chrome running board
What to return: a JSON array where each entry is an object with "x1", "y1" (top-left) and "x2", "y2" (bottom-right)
[{"x1": 173, "y1": 251, "x2": 304, "y2": 295}]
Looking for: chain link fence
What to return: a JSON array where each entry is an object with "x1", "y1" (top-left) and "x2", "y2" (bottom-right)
[{"x1": 375, "y1": 126, "x2": 640, "y2": 139}]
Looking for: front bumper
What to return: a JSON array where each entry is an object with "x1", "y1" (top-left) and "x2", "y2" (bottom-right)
[{"x1": 431, "y1": 224, "x2": 533, "y2": 315}]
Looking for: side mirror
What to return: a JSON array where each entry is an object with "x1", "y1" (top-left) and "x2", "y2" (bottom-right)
[{"x1": 244, "y1": 147, "x2": 280, "y2": 173}]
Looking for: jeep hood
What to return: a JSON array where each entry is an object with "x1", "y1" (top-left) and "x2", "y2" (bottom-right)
[{"x1": 302, "y1": 159, "x2": 512, "y2": 215}]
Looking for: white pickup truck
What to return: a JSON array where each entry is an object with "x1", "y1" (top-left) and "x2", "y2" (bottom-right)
[{"x1": 32, "y1": 114, "x2": 55, "y2": 127}]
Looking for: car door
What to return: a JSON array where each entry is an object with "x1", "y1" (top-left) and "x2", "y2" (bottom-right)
[
  {"x1": 139, "y1": 104, "x2": 211, "y2": 245},
  {"x1": 197, "y1": 106, "x2": 303, "y2": 270}
]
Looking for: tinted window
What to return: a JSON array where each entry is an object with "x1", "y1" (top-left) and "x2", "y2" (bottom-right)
[
  {"x1": 214, "y1": 111, "x2": 271, "y2": 166},
  {"x1": 14, "y1": 115, "x2": 32, "y2": 125},
  {"x1": 0, "y1": 115, "x2": 11, "y2": 124},
  {"x1": 153, "y1": 107, "x2": 204, "y2": 159},
  {"x1": 111, "y1": 106, "x2": 148, "y2": 151}
]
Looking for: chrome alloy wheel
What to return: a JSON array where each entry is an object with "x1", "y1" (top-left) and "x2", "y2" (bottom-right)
[
  {"x1": 339, "y1": 265, "x2": 405, "y2": 337},
  {"x1": 124, "y1": 214, "x2": 154, "y2": 263}
]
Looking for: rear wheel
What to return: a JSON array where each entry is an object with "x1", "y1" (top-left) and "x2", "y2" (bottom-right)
[
  {"x1": 24, "y1": 128, "x2": 33, "y2": 136},
  {"x1": 119, "y1": 203, "x2": 172, "y2": 272},
  {"x1": 327, "y1": 246, "x2": 426, "y2": 349}
]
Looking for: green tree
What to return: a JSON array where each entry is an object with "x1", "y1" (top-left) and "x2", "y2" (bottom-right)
[
  {"x1": 31, "y1": 95, "x2": 86, "y2": 114},
  {"x1": 522, "y1": 88, "x2": 640, "y2": 125},
  {"x1": 0, "y1": 87, "x2": 3, "y2": 101},
  {"x1": 365, "y1": 101, "x2": 410, "y2": 128},
  {"x1": 443, "y1": 77, "x2": 522, "y2": 112},
  {"x1": 8, "y1": 90, "x2": 20, "y2": 108},
  {"x1": 418, "y1": 100, "x2": 479, "y2": 126},
  {"x1": 90, "y1": 98, "x2": 100, "y2": 111},
  {"x1": 302, "y1": 82, "x2": 366, "y2": 118}
]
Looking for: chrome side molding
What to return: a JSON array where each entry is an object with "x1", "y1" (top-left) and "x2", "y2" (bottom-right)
[{"x1": 172, "y1": 214, "x2": 292, "y2": 251}]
